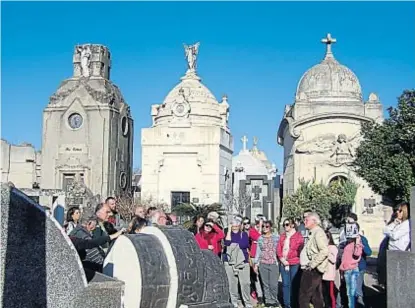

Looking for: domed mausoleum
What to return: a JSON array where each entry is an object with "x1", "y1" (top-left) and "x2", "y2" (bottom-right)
[
  {"x1": 141, "y1": 43, "x2": 233, "y2": 208},
  {"x1": 231, "y1": 136, "x2": 280, "y2": 221},
  {"x1": 277, "y1": 34, "x2": 387, "y2": 245}
]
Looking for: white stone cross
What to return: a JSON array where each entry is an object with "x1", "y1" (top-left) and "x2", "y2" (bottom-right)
[
  {"x1": 241, "y1": 136, "x2": 248, "y2": 151},
  {"x1": 321, "y1": 33, "x2": 336, "y2": 58}
]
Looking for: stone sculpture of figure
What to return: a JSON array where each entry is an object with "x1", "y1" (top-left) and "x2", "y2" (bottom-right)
[
  {"x1": 330, "y1": 134, "x2": 354, "y2": 162},
  {"x1": 77, "y1": 45, "x2": 92, "y2": 77},
  {"x1": 296, "y1": 132, "x2": 362, "y2": 167},
  {"x1": 296, "y1": 133, "x2": 337, "y2": 154},
  {"x1": 184, "y1": 42, "x2": 200, "y2": 71}
]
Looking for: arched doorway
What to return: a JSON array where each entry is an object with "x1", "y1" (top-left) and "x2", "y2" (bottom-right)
[{"x1": 329, "y1": 175, "x2": 348, "y2": 186}]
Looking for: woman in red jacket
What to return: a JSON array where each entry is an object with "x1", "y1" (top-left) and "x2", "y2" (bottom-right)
[
  {"x1": 277, "y1": 218, "x2": 304, "y2": 308},
  {"x1": 195, "y1": 220, "x2": 225, "y2": 257}
]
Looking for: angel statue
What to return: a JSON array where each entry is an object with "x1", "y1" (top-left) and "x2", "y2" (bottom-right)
[
  {"x1": 296, "y1": 132, "x2": 362, "y2": 167},
  {"x1": 77, "y1": 45, "x2": 92, "y2": 77},
  {"x1": 183, "y1": 42, "x2": 200, "y2": 71}
]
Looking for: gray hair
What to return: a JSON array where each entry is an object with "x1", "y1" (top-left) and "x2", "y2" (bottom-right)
[
  {"x1": 79, "y1": 214, "x2": 98, "y2": 226},
  {"x1": 307, "y1": 212, "x2": 321, "y2": 225}
]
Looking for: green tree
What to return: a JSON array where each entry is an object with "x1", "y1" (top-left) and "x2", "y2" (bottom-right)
[
  {"x1": 282, "y1": 180, "x2": 332, "y2": 221},
  {"x1": 354, "y1": 89, "x2": 415, "y2": 203},
  {"x1": 328, "y1": 178, "x2": 359, "y2": 227},
  {"x1": 283, "y1": 178, "x2": 358, "y2": 227},
  {"x1": 173, "y1": 202, "x2": 225, "y2": 228}
]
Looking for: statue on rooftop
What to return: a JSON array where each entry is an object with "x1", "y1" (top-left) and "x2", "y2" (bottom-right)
[{"x1": 184, "y1": 42, "x2": 200, "y2": 71}]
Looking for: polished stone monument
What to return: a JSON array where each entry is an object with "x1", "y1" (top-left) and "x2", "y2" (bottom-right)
[
  {"x1": 104, "y1": 226, "x2": 233, "y2": 308},
  {"x1": 386, "y1": 186, "x2": 414, "y2": 307},
  {"x1": 0, "y1": 184, "x2": 124, "y2": 308}
]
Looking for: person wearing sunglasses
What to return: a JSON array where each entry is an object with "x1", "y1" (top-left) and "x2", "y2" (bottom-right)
[
  {"x1": 253, "y1": 221, "x2": 281, "y2": 308},
  {"x1": 195, "y1": 219, "x2": 225, "y2": 257},
  {"x1": 277, "y1": 218, "x2": 304, "y2": 308},
  {"x1": 384, "y1": 202, "x2": 410, "y2": 251}
]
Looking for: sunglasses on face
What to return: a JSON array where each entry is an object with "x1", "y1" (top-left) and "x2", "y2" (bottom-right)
[
  {"x1": 284, "y1": 223, "x2": 290, "y2": 227},
  {"x1": 264, "y1": 225, "x2": 271, "y2": 229}
]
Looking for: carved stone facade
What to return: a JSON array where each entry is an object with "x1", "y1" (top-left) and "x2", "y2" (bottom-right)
[
  {"x1": 41, "y1": 44, "x2": 133, "y2": 200},
  {"x1": 141, "y1": 43, "x2": 233, "y2": 209},
  {"x1": 277, "y1": 34, "x2": 387, "y2": 246}
]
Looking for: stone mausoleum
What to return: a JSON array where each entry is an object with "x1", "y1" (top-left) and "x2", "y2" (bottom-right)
[
  {"x1": 1, "y1": 44, "x2": 133, "y2": 208},
  {"x1": 277, "y1": 34, "x2": 389, "y2": 245},
  {"x1": 141, "y1": 43, "x2": 233, "y2": 209},
  {"x1": 231, "y1": 136, "x2": 281, "y2": 222}
]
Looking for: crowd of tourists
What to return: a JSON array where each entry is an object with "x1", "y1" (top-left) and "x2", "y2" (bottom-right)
[{"x1": 62, "y1": 197, "x2": 411, "y2": 308}]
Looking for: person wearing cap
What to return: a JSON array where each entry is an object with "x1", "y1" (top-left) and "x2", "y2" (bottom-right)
[
  {"x1": 223, "y1": 216, "x2": 252, "y2": 308},
  {"x1": 195, "y1": 219, "x2": 225, "y2": 256}
]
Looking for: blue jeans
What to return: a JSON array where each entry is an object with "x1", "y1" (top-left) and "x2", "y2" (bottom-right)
[
  {"x1": 344, "y1": 268, "x2": 359, "y2": 308},
  {"x1": 355, "y1": 270, "x2": 365, "y2": 297},
  {"x1": 279, "y1": 263, "x2": 300, "y2": 308}
]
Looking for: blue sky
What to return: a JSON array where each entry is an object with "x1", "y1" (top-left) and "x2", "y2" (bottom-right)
[{"x1": 2, "y1": 2, "x2": 414, "y2": 172}]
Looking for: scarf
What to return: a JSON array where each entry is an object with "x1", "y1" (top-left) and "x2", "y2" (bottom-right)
[{"x1": 283, "y1": 229, "x2": 295, "y2": 259}]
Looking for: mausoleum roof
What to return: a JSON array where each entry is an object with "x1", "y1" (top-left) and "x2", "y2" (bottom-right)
[
  {"x1": 152, "y1": 43, "x2": 229, "y2": 129},
  {"x1": 295, "y1": 34, "x2": 362, "y2": 102},
  {"x1": 163, "y1": 74, "x2": 219, "y2": 105},
  {"x1": 233, "y1": 136, "x2": 277, "y2": 177}
]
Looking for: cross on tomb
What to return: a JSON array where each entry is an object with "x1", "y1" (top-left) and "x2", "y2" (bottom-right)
[
  {"x1": 241, "y1": 135, "x2": 248, "y2": 151},
  {"x1": 321, "y1": 33, "x2": 337, "y2": 59},
  {"x1": 252, "y1": 185, "x2": 262, "y2": 200}
]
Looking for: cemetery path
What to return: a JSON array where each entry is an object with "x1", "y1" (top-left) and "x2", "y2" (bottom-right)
[{"x1": 241, "y1": 258, "x2": 385, "y2": 308}]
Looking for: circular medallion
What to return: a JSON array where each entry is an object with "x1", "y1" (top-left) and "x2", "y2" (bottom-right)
[
  {"x1": 68, "y1": 113, "x2": 83, "y2": 129},
  {"x1": 121, "y1": 116, "x2": 128, "y2": 136},
  {"x1": 176, "y1": 104, "x2": 185, "y2": 114},
  {"x1": 172, "y1": 102, "x2": 190, "y2": 117},
  {"x1": 119, "y1": 172, "x2": 127, "y2": 190}
]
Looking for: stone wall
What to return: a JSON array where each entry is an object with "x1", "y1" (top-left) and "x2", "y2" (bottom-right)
[{"x1": 1, "y1": 139, "x2": 41, "y2": 189}]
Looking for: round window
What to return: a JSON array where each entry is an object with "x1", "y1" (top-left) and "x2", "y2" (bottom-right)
[
  {"x1": 121, "y1": 116, "x2": 128, "y2": 136},
  {"x1": 68, "y1": 113, "x2": 83, "y2": 129},
  {"x1": 119, "y1": 172, "x2": 127, "y2": 190}
]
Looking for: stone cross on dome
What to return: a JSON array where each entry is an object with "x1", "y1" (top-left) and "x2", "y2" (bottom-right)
[
  {"x1": 241, "y1": 136, "x2": 248, "y2": 151},
  {"x1": 321, "y1": 33, "x2": 337, "y2": 59}
]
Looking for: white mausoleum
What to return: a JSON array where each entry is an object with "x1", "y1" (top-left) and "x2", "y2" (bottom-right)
[
  {"x1": 141, "y1": 43, "x2": 233, "y2": 209},
  {"x1": 277, "y1": 34, "x2": 389, "y2": 245}
]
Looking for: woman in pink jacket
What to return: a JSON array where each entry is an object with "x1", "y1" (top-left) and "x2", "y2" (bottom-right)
[
  {"x1": 277, "y1": 218, "x2": 304, "y2": 308},
  {"x1": 339, "y1": 235, "x2": 363, "y2": 308},
  {"x1": 323, "y1": 231, "x2": 338, "y2": 308}
]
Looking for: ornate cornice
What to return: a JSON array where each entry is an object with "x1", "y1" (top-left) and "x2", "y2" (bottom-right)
[
  {"x1": 49, "y1": 78, "x2": 126, "y2": 106},
  {"x1": 278, "y1": 112, "x2": 373, "y2": 145}
]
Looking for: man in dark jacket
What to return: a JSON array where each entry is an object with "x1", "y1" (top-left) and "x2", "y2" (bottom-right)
[{"x1": 70, "y1": 215, "x2": 125, "y2": 281}]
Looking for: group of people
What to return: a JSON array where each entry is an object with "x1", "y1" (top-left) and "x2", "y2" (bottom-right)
[
  {"x1": 188, "y1": 202, "x2": 410, "y2": 308},
  {"x1": 63, "y1": 198, "x2": 175, "y2": 280},
  {"x1": 62, "y1": 197, "x2": 411, "y2": 308}
]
